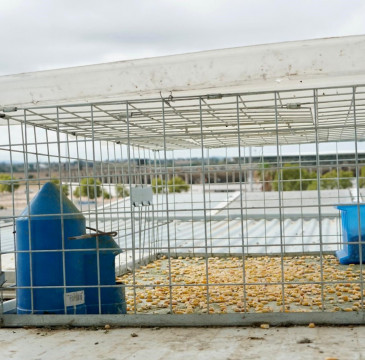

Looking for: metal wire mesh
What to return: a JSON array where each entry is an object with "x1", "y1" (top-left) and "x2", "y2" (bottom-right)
[{"x1": 1, "y1": 85, "x2": 365, "y2": 325}]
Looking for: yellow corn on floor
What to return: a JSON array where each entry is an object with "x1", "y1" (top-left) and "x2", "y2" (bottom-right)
[{"x1": 116, "y1": 255, "x2": 365, "y2": 314}]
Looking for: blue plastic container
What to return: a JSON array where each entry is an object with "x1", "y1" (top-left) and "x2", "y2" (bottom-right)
[
  {"x1": 16, "y1": 182, "x2": 126, "y2": 314},
  {"x1": 336, "y1": 204, "x2": 365, "y2": 264},
  {"x1": 81, "y1": 234, "x2": 126, "y2": 314}
]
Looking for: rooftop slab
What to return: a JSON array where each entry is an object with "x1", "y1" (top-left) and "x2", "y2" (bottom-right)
[{"x1": 0, "y1": 326, "x2": 363, "y2": 360}]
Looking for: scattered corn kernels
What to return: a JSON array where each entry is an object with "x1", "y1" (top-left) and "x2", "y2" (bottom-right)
[{"x1": 118, "y1": 255, "x2": 364, "y2": 315}]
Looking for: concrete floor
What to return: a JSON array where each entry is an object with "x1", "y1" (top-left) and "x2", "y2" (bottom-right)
[{"x1": 0, "y1": 326, "x2": 364, "y2": 360}]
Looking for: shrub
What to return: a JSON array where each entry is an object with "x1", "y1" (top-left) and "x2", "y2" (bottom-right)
[
  {"x1": 0, "y1": 174, "x2": 19, "y2": 193},
  {"x1": 297, "y1": 169, "x2": 353, "y2": 190},
  {"x1": 167, "y1": 176, "x2": 190, "y2": 193},
  {"x1": 272, "y1": 164, "x2": 316, "y2": 191},
  {"x1": 73, "y1": 178, "x2": 102, "y2": 199},
  {"x1": 50, "y1": 178, "x2": 69, "y2": 196},
  {"x1": 320, "y1": 169, "x2": 353, "y2": 190},
  {"x1": 116, "y1": 184, "x2": 130, "y2": 198},
  {"x1": 152, "y1": 177, "x2": 165, "y2": 194},
  {"x1": 73, "y1": 186, "x2": 80, "y2": 198},
  {"x1": 359, "y1": 167, "x2": 365, "y2": 188},
  {"x1": 307, "y1": 181, "x2": 318, "y2": 191},
  {"x1": 103, "y1": 190, "x2": 111, "y2": 199}
]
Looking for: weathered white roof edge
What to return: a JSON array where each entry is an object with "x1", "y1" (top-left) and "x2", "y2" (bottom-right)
[{"x1": 1, "y1": 35, "x2": 365, "y2": 108}]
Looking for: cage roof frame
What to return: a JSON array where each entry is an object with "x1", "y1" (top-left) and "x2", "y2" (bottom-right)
[{"x1": 1, "y1": 36, "x2": 365, "y2": 150}]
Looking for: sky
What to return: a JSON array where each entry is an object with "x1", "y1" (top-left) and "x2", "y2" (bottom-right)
[
  {"x1": 0, "y1": 0, "x2": 364, "y2": 76},
  {"x1": 0, "y1": 0, "x2": 364, "y2": 162}
]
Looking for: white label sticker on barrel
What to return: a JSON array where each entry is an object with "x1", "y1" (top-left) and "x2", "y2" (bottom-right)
[{"x1": 64, "y1": 290, "x2": 85, "y2": 307}]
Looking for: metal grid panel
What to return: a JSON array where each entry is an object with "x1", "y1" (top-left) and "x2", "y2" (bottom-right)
[
  {"x1": 3, "y1": 86, "x2": 365, "y2": 150},
  {"x1": 1, "y1": 85, "x2": 365, "y2": 326}
]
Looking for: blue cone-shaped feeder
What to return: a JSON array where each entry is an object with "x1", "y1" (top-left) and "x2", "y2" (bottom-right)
[{"x1": 16, "y1": 182, "x2": 126, "y2": 314}]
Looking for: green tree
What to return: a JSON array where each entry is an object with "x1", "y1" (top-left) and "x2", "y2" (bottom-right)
[
  {"x1": 73, "y1": 178, "x2": 102, "y2": 199},
  {"x1": 50, "y1": 179, "x2": 69, "y2": 196},
  {"x1": 307, "y1": 181, "x2": 318, "y2": 191},
  {"x1": 306, "y1": 169, "x2": 353, "y2": 190},
  {"x1": 359, "y1": 167, "x2": 365, "y2": 188},
  {"x1": 320, "y1": 169, "x2": 353, "y2": 190},
  {"x1": 73, "y1": 186, "x2": 80, "y2": 198},
  {"x1": 152, "y1": 177, "x2": 165, "y2": 194},
  {"x1": 272, "y1": 164, "x2": 316, "y2": 191},
  {"x1": 167, "y1": 176, "x2": 190, "y2": 193},
  {"x1": 116, "y1": 184, "x2": 130, "y2": 198},
  {"x1": 0, "y1": 174, "x2": 19, "y2": 193},
  {"x1": 103, "y1": 190, "x2": 111, "y2": 199}
]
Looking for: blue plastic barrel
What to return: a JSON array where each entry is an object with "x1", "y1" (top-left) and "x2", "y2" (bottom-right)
[
  {"x1": 81, "y1": 234, "x2": 126, "y2": 314},
  {"x1": 336, "y1": 204, "x2": 365, "y2": 264},
  {"x1": 16, "y1": 182, "x2": 126, "y2": 314},
  {"x1": 16, "y1": 182, "x2": 87, "y2": 314}
]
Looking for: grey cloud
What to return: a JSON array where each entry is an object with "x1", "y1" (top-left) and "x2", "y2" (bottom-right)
[{"x1": 0, "y1": 0, "x2": 364, "y2": 75}]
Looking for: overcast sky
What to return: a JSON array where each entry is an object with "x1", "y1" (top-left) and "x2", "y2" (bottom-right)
[{"x1": 0, "y1": 0, "x2": 364, "y2": 76}]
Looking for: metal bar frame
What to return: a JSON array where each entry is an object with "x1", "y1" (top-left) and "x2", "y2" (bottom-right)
[{"x1": 1, "y1": 85, "x2": 365, "y2": 326}]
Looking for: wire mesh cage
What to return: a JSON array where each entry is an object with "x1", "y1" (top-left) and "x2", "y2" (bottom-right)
[{"x1": 1, "y1": 85, "x2": 365, "y2": 326}]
